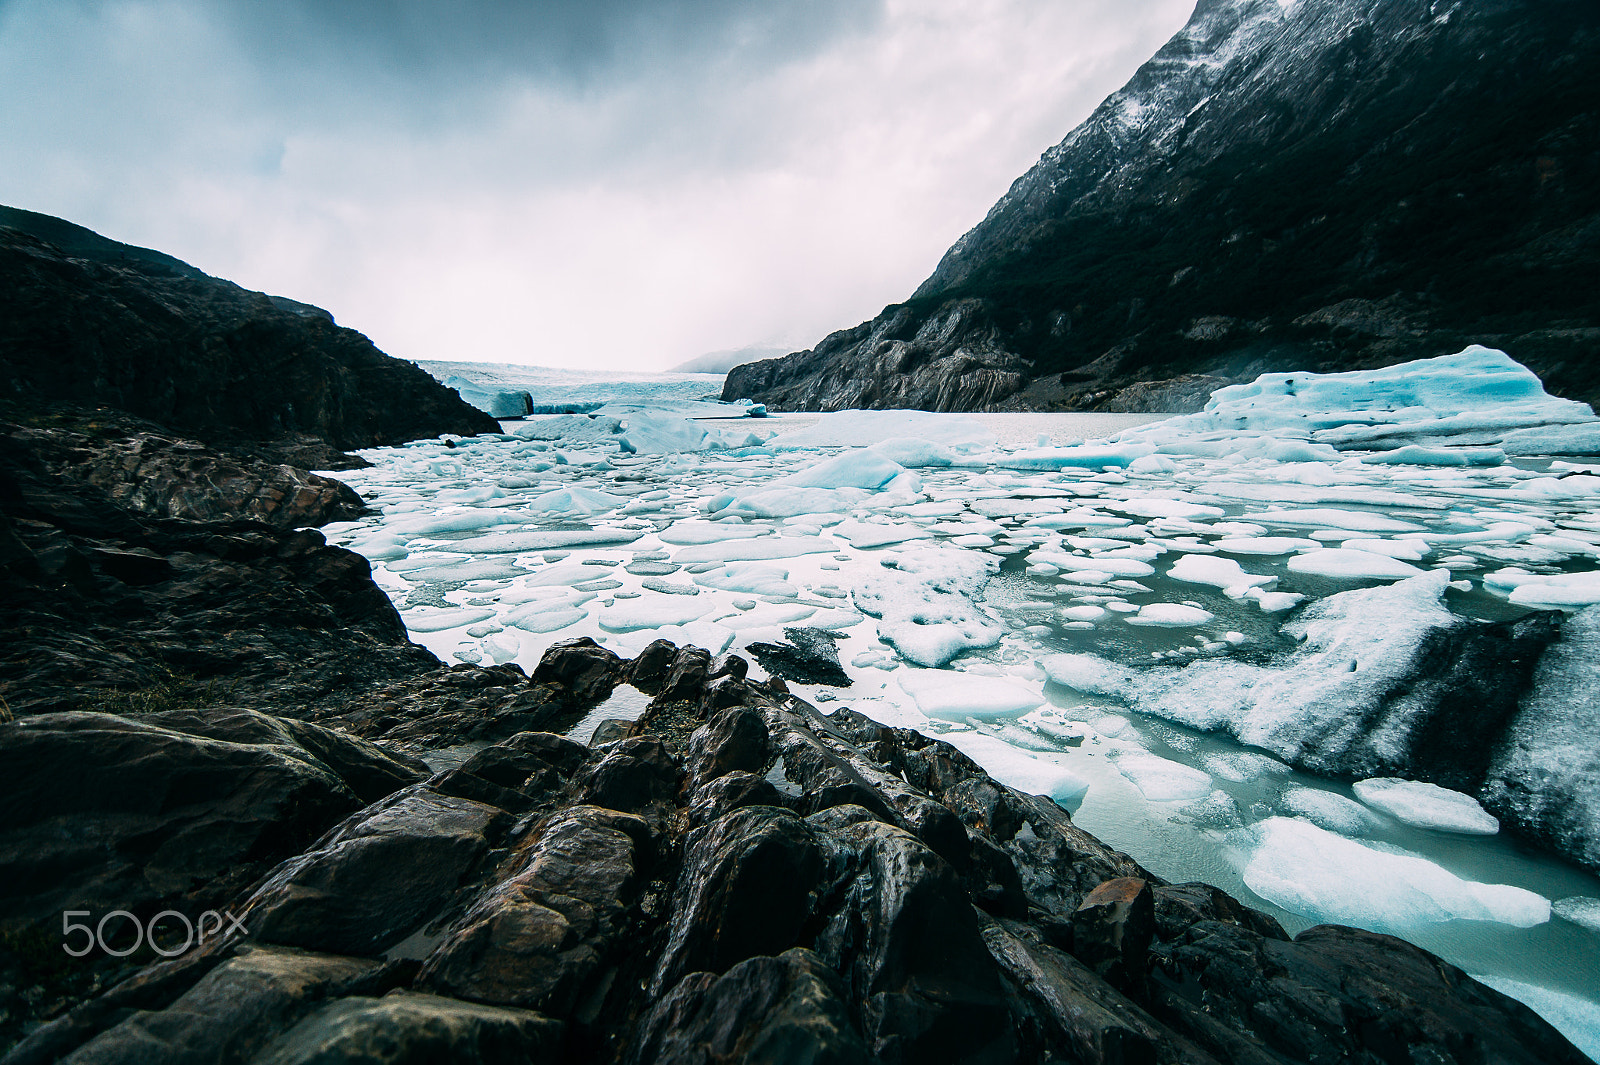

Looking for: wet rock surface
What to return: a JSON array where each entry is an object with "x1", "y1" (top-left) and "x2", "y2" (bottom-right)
[{"x1": 3, "y1": 641, "x2": 1586, "y2": 1065}]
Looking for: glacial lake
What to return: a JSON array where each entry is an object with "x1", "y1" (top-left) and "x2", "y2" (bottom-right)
[{"x1": 321, "y1": 404, "x2": 1600, "y2": 1057}]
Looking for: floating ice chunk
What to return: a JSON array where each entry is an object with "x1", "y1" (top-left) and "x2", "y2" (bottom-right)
[
  {"x1": 1340, "y1": 538, "x2": 1430, "y2": 561},
  {"x1": 659, "y1": 522, "x2": 773, "y2": 545},
  {"x1": 896, "y1": 500, "x2": 967, "y2": 519},
  {"x1": 833, "y1": 522, "x2": 934, "y2": 548},
  {"x1": 618, "y1": 411, "x2": 771, "y2": 454},
  {"x1": 387, "y1": 507, "x2": 529, "y2": 538},
  {"x1": 596, "y1": 598, "x2": 714, "y2": 632},
  {"x1": 1501, "y1": 423, "x2": 1600, "y2": 456},
  {"x1": 1280, "y1": 786, "x2": 1385, "y2": 834},
  {"x1": 868, "y1": 437, "x2": 957, "y2": 467},
  {"x1": 1198, "y1": 748, "x2": 1291, "y2": 782},
  {"x1": 1106, "y1": 498, "x2": 1225, "y2": 520},
  {"x1": 1250, "y1": 508, "x2": 1427, "y2": 533},
  {"x1": 528, "y1": 486, "x2": 625, "y2": 516},
  {"x1": 774, "y1": 450, "x2": 912, "y2": 491},
  {"x1": 1361, "y1": 445, "x2": 1505, "y2": 466},
  {"x1": 693, "y1": 563, "x2": 797, "y2": 597},
  {"x1": 1168, "y1": 554, "x2": 1276, "y2": 597},
  {"x1": 501, "y1": 602, "x2": 588, "y2": 634},
  {"x1": 990, "y1": 443, "x2": 1156, "y2": 470},
  {"x1": 854, "y1": 546, "x2": 1003, "y2": 667},
  {"x1": 1247, "y1": 589, "x2": 1306, "y2": 613},
  {"x1": 523, "y1": 560, "x2": 619, "y2": 586},
  {"x1": 1024, "y1": 511, "x2": 1134, "y2": 529},
  {"x1": 402, "y1": 606, "x2": 498, "y2": 633},
  {"x1": 1499, "y1": 571, "x2": 1600, "y2": 610},
  {"x1": 447, "y1": 529, "x2": 644, "y2": 554},
  {"x1": 1125, "y1": 604, "x2": 1214, "y2": 627},
  {"x1": 1351, "y1": 778, "x2": 1499, "y2": 834},
  {"x1": 672, "y1": 536, "x2": 837, "y2": 564},
  {"x1": 1060, "y1": 605, "x2": 1107, "y2": 622},
  {"x1": 1213, "y1": 536, "x2": 1319, "y2": 556},
  {"x1": 1122, "y1": 348, "x2": 1593, "y2": 452},
  {"x1": 715, "y1": 486, "x2": 873, "y2": 518},
  {"x1": 716, "y1": 604, "x2": 817, "y2": 630},
  {"x1": 507, "y1": 414, "x2": 623, "y2": 444},
  {"x1": 1553, "y1": 896, "x2": 1600, "y2": 934},
  {"x1": 1286, "y1": 549, "x2": 1426, "y2": 580},
  {"x1": 1127, "y1": 454, "x2": 1179, "y2": 475},
  {"x1": 941, "y1": 733, "x2": 1090, "y2": 803},
  {"x1": 1241, "y1": 817, "x2": 1548, "y2": 928},
  {"x1": 898, "y1": 669, "x2": 1044, "y2": 719},
  {"x1": 769, "y1": 409, "x2": 997, "y2": 451},
  {"x1": 1114, "y1": 752, "x2": 1213, "y2": 801}
]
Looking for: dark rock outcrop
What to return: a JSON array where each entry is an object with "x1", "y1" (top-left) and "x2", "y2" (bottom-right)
[
  {"x1": 726, "y1": 0, "x2": 1600, "y2": 413},
  {"x1": 0, "y1": 212, "x2": 497, "y2": 466},
  {"x1": 0, "y1": 707, "x2": 425, "y2": 933},
  {"x1": 6, "y1": 641, "x2": 1584, "y2": 1064}
]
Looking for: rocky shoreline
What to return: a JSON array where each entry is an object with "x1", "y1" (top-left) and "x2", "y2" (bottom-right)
[
  {"x1": 2, "y1": 636, "x2": 1588, "y2": 1064},
  {"x1": 0, "y1": 419, "x2": 1589, "y2": 1062}
]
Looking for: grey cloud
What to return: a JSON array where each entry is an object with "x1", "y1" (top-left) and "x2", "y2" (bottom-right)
[{"x1": 207, "y1": 0, "x2": 884, "y2": 89}]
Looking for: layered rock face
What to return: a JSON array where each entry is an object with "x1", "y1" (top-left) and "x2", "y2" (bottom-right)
[
  {"x1": 726, "y1": 0, "x2": 1600, "y2": 412},
  {"x1": 2, "y1": 642, "x2": 1586, "y2": 1065},
  {"x1": 0, "y1": 211, "x2": 497, "y2": 465}
]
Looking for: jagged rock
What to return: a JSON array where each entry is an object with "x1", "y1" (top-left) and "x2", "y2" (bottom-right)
[
  {"x1": 1072, "y1": 878, "x2": 1156, "y2": 992},
  {"x1": 623, "y1": 639, "x2": 679, "y2": 694},
  {"x1": 242, "y1": 785, "x2": 508, "y2": 956},
  {"x1": 419, "y1": 805, "x2": 652, "y2": 1016},
  {"x1": 746, "y1": 628, "x2": 852, "y2": 687},
  {"x1": 686, "y1": 771, "x2": 787, "y2": 827},
  {"x1": 587, "y1": 719, "x2": 636, "y2": 746},
  {"x1": 654, "y1": 646, "x2": 712, "y2": 705},
  {"x1": 685, "y1": 705, "x2": 771, "y2": 786},
  {"x1": 628, "y1": 949, "x2": 869, "y2": 1065},
  {"x1": 0, "y1": 709, "x2": 422, "y2": 928},
  {"x1": 652, "y1": 807, "x2": 829, "y2": 996},
  {"x1": 809, "y1": 818, "x2": 1015, "y2": 1064},
  {"x1": 530, "y1": 636, "x2": 625, "y2": 707},
  {"x1": 13, "y1": 418, "x2": 363, "y2": 529},
  {"x1": 980, "y1": 917, "x2": 1202, "y2": 1065},
  {"x1": 572, "y1": 737, "x2": 683, "y2": 813},
  {"x1": 53, "y1": 945, "x2": 399, "y2": 1065},
  {"x1": 7, "y1": 643, "x2": 1586, "y2": 1065},
  {"x1": 1145, "y1": 922, "x2": 1586, "y2": 1065},
  {"x1": 247, "y1": 990, "x2": 560, "y2": 1065}
]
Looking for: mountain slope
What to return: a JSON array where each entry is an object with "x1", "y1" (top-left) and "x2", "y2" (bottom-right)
[
  {"x1": 0, "y1": 209, "x2": 498, "y2": 464},
  {"x1": 725, "y1": 0, "x2": 1600, "y2": 412}
]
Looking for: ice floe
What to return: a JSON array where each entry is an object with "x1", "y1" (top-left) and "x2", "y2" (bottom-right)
[
  {"x1": 1351, "y1": 778, "x2": 1500, "y2": 835},
  {"x1": 1241, "y1": 817, "x2": 1550, "y2": 929}
]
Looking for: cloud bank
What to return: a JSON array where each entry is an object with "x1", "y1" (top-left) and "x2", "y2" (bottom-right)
[{"x1": 0, "y1": 0, "x2": 1193, "y2": 370}]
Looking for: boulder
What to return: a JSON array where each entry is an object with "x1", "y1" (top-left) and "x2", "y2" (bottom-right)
[
  {"x1": 0, "y1": 710, "x2": 422, "y2": 929},
  {"x1": 242, "y1": 786, "x2": 507, "y2": 956},
  {"x1": 627, "y1": 949, "x2": 868, "y2": 1065},
  {"x1": 248, "y1": 990, "x2": 560, "y2": 1065}
]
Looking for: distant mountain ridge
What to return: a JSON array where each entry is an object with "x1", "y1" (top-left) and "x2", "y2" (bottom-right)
[{"x1": 726, "y1": 0, "x2": 1600, "y2": 413}]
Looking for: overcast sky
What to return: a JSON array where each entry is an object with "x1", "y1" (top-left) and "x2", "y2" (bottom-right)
[{"x1": 0, "y1": 0, "x2": 1194, "y2": 371}]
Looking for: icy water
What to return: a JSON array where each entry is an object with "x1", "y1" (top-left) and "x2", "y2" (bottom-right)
[{"x1": 323, "y1": 394, "x2": 1600, "y2": 1056}]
